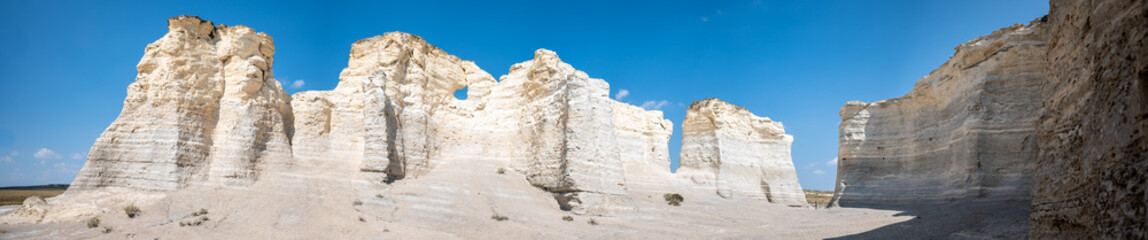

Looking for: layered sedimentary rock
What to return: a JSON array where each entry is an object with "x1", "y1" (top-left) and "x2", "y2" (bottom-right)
[
  {"x1": 830, "y1": 20, "x2": 1047, "y2": 206},
  {"x1": 69, "y1": 16, "x2": 293, "y2": 191},
  {"x1": 289, "y1": 33, "x2": 497, "y2": 183},
  {"x1": 611, "y1": 101, "x2": 673, "y2": 169},
  {"x1": 289, "y1": 33, "x2": 643, "y2": 215},
  {"x1": 485, "y1": 49, "x2": 635, "y2": 214},
  {"x1": 1031, "y1": 0, "x2": 1148, "y2": 238},
  {"x1": 678, "y1": 99, "x2": 806, "y2": 206}
]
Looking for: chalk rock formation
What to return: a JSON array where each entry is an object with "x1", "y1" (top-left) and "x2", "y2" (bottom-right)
[
  {"x1": 1031, "y1": 0, "x2": 1148, "y2": 238},
  {"x1": 289, "y1": 33, "x2": 497, "y2": 183},
  {"x1": 69, "y1": 16, "x2": 293, "y2": 191},
  {"x1": 612, "y1": 101, "x2": 673, "y2": 169},
  {"x1": 678, "y1": 99, "x2": 806, "y2": 206},
  {"x1": 290, "y1": 33, "x2": 643, "y2": 215},
  {"x1": 0, "y1": 197, "x2": 49, "y2": 224},
  {"x1": 58, "y1": 16, "x2": 674, "y2": 217},
  {"x1": 482, "y1": 49, "x2": 634, "y2": 215},
  {"x1": 830, "y1": 20, "x2": 1047, "y2": 206}
]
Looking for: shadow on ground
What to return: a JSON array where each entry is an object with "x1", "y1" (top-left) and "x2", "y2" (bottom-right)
[{"x1": 828, "y1": 199, "x2": 1030, "y2": 240}]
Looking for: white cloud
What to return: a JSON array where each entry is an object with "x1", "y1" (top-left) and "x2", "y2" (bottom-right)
[
  {"x1": 827, "y1": 158, "x2": 838, "y2": 166},
  {"x1": 10, "y1": 151, "x2": 17, "y2": 156},
  {"x1": 287, "y1": 79, "x2": 305, "y2": 88},
  {"x1": 290, "y1": 79, "x2": 306, "y2": 89},
  {"x1": 640, "y1": 100, "x2": 672, "y2": 110},
  {"x1": 804, "y1": 163, "x2": 816, "y2": 168},
  {"x1": 0, "y1": 156, "x2": 11, "y2": 163},
  {"x1": 71, "y1": 153, "x2": 85, "y2": 160},
  {"x1": 615, "y1": 89, "x2": 630, "y2": 101},
  {"x1": 813, "y1": 169, "x2": 826, "y2": 175},
  {"x1": 716, "y1": 10, "x2": 725, "y2": 15},
  {"x1": 700, "y1": 17, "x2": 709, "y2": 22},
  {"x1": 33, "y1": 148, "x2": 61, "y2": 160}
]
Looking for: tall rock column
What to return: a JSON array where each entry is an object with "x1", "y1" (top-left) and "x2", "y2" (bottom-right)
[
  {"x1": 206, "y1": 24, "x2": 294, "y2": 185},
  {"x1": 69, "y1": 16, "x2": 294, "y2": 191},
  {"x1": 678, "y1": 98, "x2": 807, "y2": 206},
  {"x1": 1031, "y1": 0, "x2": 1148, "y2": 238},
  {"x1": 488, "y1": 49, "x2": 635, "y2": 215}
]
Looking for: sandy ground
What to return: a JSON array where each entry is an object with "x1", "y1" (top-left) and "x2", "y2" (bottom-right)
[{"x1": 0, "y1": 150, "x2": 1020, "y2": 239}]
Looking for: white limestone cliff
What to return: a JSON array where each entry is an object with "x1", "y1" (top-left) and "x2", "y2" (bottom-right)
[
  {"x1": 68, "y1": 16, "x2": 294, "y2": 191},
  {"x1": 678, "y1": 98, "x2": 807, "y2": 206},
  {"x1": 830, "y1": 19, "x2": 1047, "y2": 206}
]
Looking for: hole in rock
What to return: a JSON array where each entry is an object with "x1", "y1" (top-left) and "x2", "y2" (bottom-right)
[{"x1": 454, "y1": 86, "x2": 468, "y2": 100}]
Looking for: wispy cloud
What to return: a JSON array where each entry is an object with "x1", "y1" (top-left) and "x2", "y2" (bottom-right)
[
  {"x1": 33, "y1": 148, "x2": 61, "y2": 160},
  {"x1": 0, "y1": 156, "x2": 11, "y2": 163},
  {"x1": 615, "y1": 89, "x2": 630, "y2": 101},
  {"x1": 716, "y1": 10, "x2": 725, "y2": 15},
  {"x1": 290, "y1": 79, "x2": 306, "y2": 89},
  {"x1": 71, "y1": 153, "x2": 85, "y2": 160},
  {"x1": 813, "y1": 169, "x2": 826, "y2": 175},
  {"x1": 10, "y1": 151, "x2": 17, "y2": 156},
  {"x1": 827, "y1": 158, "x2": 838, "y2": 166},
  {"x1": 699, "y1": 17, "x2": 709, "y2": 22},
  {"x1": 640, "y1": 100, "x2": 672, "y2": 110}
]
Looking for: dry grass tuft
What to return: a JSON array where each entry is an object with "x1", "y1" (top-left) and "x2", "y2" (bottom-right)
[{"x1": 124, "y1": 204, "x2": 141, "y2": 218}]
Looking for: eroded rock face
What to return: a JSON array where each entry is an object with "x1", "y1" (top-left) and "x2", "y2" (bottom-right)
[
  {"x1": 69, "y1": 16, "x2": 293, "y2": 191},
  {"x1": 289, "y1": 33, "x2": 497, "y2": 183},
  {"x1": 486, "y1": 49, "x2": 636, "y2": 214},
  {"x1": 830, "y1": 20, "x2": 1047, "y2": 206},
  {"x1": 1031, "y1": 0, "x2": 1148, "y2": 238},
  {"x1": 678, "y1": 99, "x2": 806, "y2": 206},
  {"x1": 0, "y1": 197, "x2": 49, "y2": 224},
  {"x1": 289, "y1": 34, "x2": 643, "y2": 215},
  {"x1": 612, "y1": 101, "x2": 673, "y2": 170}
]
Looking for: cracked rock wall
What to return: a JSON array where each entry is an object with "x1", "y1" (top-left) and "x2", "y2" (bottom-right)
[{"x1": 1031, "y1": 0, "x2": 1148, "y2": 238}]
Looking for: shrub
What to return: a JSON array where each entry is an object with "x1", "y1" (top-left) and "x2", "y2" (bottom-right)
[
  {"x1": 359, "y1": 216, "x2": 366, "y2": 222},
  {"x1": 102, "y1": 226, "x2": 113, "y2": 233},
  {"x1": 193, "y1": 208, "x2": 208, "y2": 216},
  {"x1": 491, "y1": 214, "x2": 509, "y2": 221},
  {"x1": 562, "y1": 216, "x2": 574, "y2": 222},
  {"x1": 664, "y1": 193, "x2": 684, "y2": 206},
  {"x1": 587, "y1": 218, "x2": 599, "y2": 225},
  {"x1": 497, "y1": 168, "x2": 506, "y2": 175},
  {"x1": 124, "y1": 204, "x2": 141, "y2": 218},
  {"x1": 353, "y1": 200, "x2": 363, "y2": 206},
  {"x1": 86, "y1": 218, "x2": 100, "y2": 228}
]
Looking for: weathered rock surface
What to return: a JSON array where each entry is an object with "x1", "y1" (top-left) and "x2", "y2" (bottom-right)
[
  {"x1": 22, "y1": 15, "x2": 806, "y2": 226},
  {"x1": 831, "y1": 19, "x2": 1047, "y2": 206},
  {"x1": 678, "y1": 99, "x2": 806, "y2": 206},
  {"x1": 1031, "y1": 0, "x2": 1148, "y2": 238},
  {"x1": 68, "y1": 16, "x2": 294, "y2": 191},
  {"x1": 290, "y1": 34, "x2": 642, "y2": 215},
  {"x1": 0, "y1": 197, "x2": 48, "y2": 224},
  {"x1": 289, "y1": 33, "x2": 497, "y2": 184},
  {"x1": 611, "y1": 101, "x2": 673, "y2": 170}
]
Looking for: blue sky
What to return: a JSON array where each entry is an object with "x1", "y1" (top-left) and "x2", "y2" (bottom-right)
[{"x1": 0, "y1": 0, "x2": 1048, "y2": 190}]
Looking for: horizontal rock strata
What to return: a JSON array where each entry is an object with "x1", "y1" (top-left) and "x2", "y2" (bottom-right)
[
  {"x1": 69, "y1": 15, "x2": 293, "y2": 191},
  {"x1": 678, "y1": 99, "x2": 806, "y2": 206},
  {"x1": 831, "y1": 19, "x2": 1047, "y2": 206}
]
